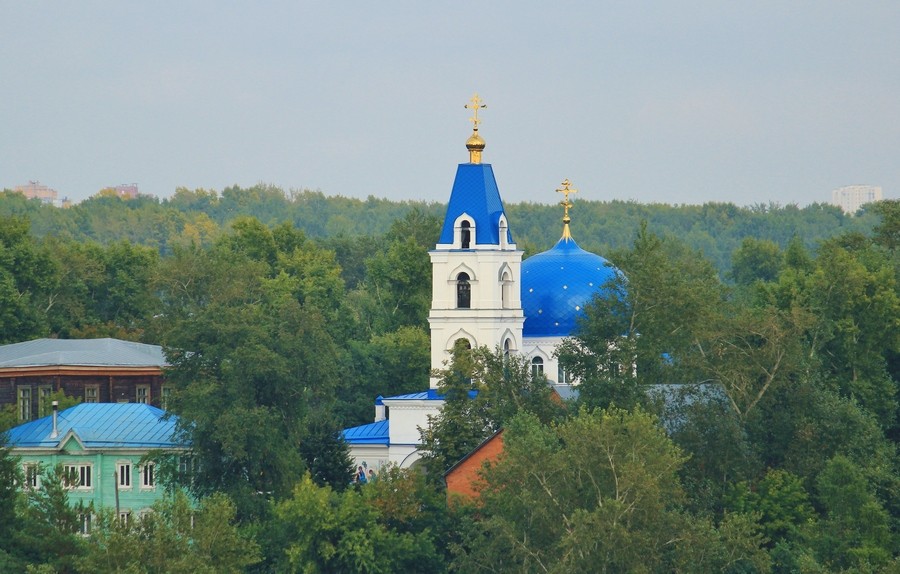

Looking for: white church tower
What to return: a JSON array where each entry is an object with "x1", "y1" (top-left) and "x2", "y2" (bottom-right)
[{"x1": 428, "y1": 94, "x2": 525, "y2": 387}]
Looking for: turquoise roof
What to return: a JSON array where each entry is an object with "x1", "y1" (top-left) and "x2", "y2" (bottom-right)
[
  {"x1": 0, "y1": 338, "x2": 167, "y2": 368},
  {"x1": 5, "y1": 403, "x2": 186, "y2": 449},
  {"x1": 438, "y1": 163, "x2": 513, "y2": 246},
  {"x1": 522, "y1": 237, "x2": 620, "y2": 337}
]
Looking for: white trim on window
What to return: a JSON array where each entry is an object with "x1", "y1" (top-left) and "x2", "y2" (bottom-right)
[
  {"x1": 23, "y1": 463, "x2": 40, "y2": 490},
  {"x1": 141, "y1": 463, "x2": 155, "y2": 489},
  {"x1": 79, "y1": 512, "x2": 92, "y2": 536},
  {"x1": 63, "y1": 464, "x2": 92, "y2": 490},
  {"x1": 117, "y1": 462, "x2": 131, "y2": 489}
]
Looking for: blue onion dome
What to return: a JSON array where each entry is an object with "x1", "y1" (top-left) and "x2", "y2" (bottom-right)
[{"x1": 521, "y1": 236, "x2": 619, "y2": 337}]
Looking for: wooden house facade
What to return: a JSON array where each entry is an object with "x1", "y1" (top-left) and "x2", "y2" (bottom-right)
[{"x1": 0, "y1": 338, "x2": 169, "y2": 422}]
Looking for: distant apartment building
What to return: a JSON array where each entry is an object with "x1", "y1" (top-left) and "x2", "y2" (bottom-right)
[
  {"x1": 115, "y1": 183, "x2": 139, "y2": 199},
  {"x1": 14, "y1": 181, "x2": 69, "y2": 207},
  {"x1": 831, "y1": 185, "x2": 883, "y2": 214}
]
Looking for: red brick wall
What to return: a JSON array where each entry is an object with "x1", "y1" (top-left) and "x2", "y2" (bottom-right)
[{"x1": 445, "y1": 431, "x2": 505, "y2": 502}]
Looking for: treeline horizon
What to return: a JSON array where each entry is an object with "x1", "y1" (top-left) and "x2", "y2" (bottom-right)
[{"x1": 1, "y1": 184, "x2": 879, "y2": 276}]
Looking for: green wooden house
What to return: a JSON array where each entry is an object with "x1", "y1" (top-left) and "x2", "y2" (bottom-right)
[{"x1": 6, "y1": 402, "x2": 190, "y2": 533}]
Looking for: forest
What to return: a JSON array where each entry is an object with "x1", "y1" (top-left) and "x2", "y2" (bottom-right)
[{"x1": 0, "y1": 186, "x2": 898, "y2": 573}]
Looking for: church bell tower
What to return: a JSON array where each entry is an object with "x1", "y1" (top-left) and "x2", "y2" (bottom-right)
[{"x1": 428, "y1": 94, "x2": 525, "y2": 387}]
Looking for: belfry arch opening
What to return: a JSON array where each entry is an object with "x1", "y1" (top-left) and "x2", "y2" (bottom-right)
[
  {"x1": 460, "y1": 220, "x2": 471, "y2": 249},
  {"x1": 457, "y1": 272, "x2": 471, "y2": 308}
]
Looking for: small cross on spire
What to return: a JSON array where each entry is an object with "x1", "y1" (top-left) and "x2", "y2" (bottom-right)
[{"x1": 465, "y1": 93, "x2": 487, "y2": 131}]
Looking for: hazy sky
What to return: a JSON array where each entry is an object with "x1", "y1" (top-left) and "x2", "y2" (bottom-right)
[{"x1": 2, "y1": 2, "x2": 898, "y2": 207}]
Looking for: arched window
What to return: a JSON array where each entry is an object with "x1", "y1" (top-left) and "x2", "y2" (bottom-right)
[
  {"x1": 531, "y1": 356, "x2": 544, "y2": 378},
  {"x1": 501, "y1": 271, "x2": 511, "y2": 309},
  {"x1": 460, "y1": 220, "x2": 471, "y2": 249},
  {"x1": 457, "y1": 272, "x2": 471, "y2": 308}
]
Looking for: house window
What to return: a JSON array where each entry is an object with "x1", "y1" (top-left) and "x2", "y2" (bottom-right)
[
  {"x1": 38, "y1": 386, "x2": 53, "y2": 417},
  {"x1": 117, "y1": 462, "x2": 131, "y2": 489},
  {"x1": 23, "y1": 463, "x2": 40, "y2": 489},
  {"x1": 118, "y1": 511, "x2": 131, "y2": 526},
  {"x1": 136, "y1": 385, "x2": 150, "y2": 405},
  {"x1": 457, "y1": 273, "x2": 471, "y2": 309},
  {"x1": 17, "y1": 387, "x2": 32, "y2": 421},
  {"x1": 558, "y1": 364, "x2": 569, "y2": 385},
  {"x1": 84, "y1": 385, "x2": 99, "y2": 403},
  {"x1": 79, "y1": 513, "x2": 92, "y2": 536},
  {"x1": 531, "y1": 357, "x2": 544, "y2": 378},
  {"x1": 141, "y1": 464, "x2": 155, "y2": 489},
  {"x1": 63, "y1": 464, "x2": 92, "y2": 489},
  {"x1": 460, "y1": 220, "x2": 472, "y2": 249},
  {"x1": 161, "y1": 386, "x2": 171, "y2": 409}
]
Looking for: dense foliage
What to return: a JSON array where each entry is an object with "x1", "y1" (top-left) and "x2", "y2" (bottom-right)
[{"x1": 0, "y1": 188, "x2": 897, "y2": 571}]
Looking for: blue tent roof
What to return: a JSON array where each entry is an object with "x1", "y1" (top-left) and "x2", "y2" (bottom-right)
[
  {"x1": 522, "y1": 237, "x2": 620, "y2": 337},
  {"x1": 5, "y1": 403, "x2": 186, "y2": 450},
  {"x1": 438, "y1": 163, "x2": 513, "y2": 246}
]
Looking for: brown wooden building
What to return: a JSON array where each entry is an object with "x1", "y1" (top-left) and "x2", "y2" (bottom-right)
[{"x1": 0, "y1": 338, "x2": 170, "y2": 422}]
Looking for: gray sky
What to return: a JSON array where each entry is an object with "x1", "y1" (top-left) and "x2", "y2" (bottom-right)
[{"x1": 2, "y1": 2, "x2": 898, "y2": 207}]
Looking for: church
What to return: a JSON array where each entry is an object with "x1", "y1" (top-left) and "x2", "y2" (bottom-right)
[{"x1": 342, "y1": 95, "x2": 619, "y2": 470}]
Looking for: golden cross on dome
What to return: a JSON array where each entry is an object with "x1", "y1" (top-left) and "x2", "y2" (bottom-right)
[
  {"x1": 556, "y1": 179, "x2": 578, "y2": 239},
  {"x1": 465, "y1": 93, "x2": 487, "y2": 131}
]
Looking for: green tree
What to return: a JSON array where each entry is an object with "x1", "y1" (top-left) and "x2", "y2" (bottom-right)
[
  {"x1": 13, "y1": 466, "x2": 86, "y2": 573},
  {"x1": 731, "y1": 237, "x2": 783, "y2": 285},
  {"x1": 0, "y1": 216, "x2": 55, "y2": 342},
  {"x1": 727, "y1": 469, "x2": 815, "y2": 545},
  {"x1": 453, "y1": 408, "x2": 770, "y2": 573},
  {"x1": 156, "y1": 242, "x2": 343, "y2": 519},
  {"x1": 418, "y1": 345, "x2": 564, "y2": 480},
  {"x1": 271, "y1": 474, "x2": 444, "y2": 573},
  {"x1": 557, "y1": 224, "x2": 726, "y2": 411},
  {"x1": 812, "y1": 456, "x2": 893, "y2": 570},
  {"x1": 77, "y1": 491, "x2": 260, "y2": 574}
]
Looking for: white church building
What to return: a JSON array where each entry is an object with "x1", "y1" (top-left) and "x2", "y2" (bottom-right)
[{"x1": 343, "y1": 96, "x2": 618, "y2": 469}]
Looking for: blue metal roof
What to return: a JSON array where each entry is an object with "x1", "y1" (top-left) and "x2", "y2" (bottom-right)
[
  {"x1": 5, "y1": 403, "x2": 186, "y2": 450},
  {"x1": 382, "y1": 389, "x2": 444, "y2": 401},
  {"x1": 342, "y1": 420, "x2": 390, "y2": 445},
  {"x1": 522, "y1": 237, "x2": 621, "y2": 337},
  {"x1": 0, "y1": 338, "x2": 167, "y2": 368},
  {"x1": 438, "y1": 163, "x2": 513, "y2": 246}
]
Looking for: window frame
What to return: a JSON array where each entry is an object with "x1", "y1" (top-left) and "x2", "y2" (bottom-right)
[
  {"x1": 23, "y1": 463, "x2": 40, "y2": 490},
  {"x1": 531, "y1": 356, "x2": 545, "y2": 378},
  {"x1": 17, "y1": 386, "x2": 32, "y2": 422},
  {"x1": 135, "y1": 385, "x2": 150, "y2": 405},
  {"x1": 141, "y1": 463, "x2": 155, "y2": 489},
  {"x1": 117, "y1": 462, "x2": 132, "y2": 489},
  {"x1": 63, "y1": 464, "x2": 93, "y2": 490},
  {"x1": 79, "y1": 513, "x2": 92, "y2": 536},
  {"x1": 38, "y1": 385, "x2": 53, "y2": 418},
  {"x1": 84, "y1": 385, "x2": 99, "y2": 403}
]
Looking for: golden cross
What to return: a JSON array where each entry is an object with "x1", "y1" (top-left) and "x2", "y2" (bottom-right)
[
  {"x1": 465, "y1": 93, "x2": 487, "y2": 130},
  {"x1": 556, "y1": 179, "x2": 578, "y2": 223}
]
